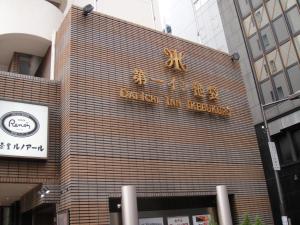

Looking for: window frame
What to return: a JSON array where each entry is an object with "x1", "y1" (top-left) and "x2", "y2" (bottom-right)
[
  {"x1": 238, "y1": 0, "x2": 252, "y2": 18},
  {"x1": 260, "y1": 24, "x2": 277, "y2": 53},
  {"x1": 251, "y1": 0, "x2": 263, "y2": 10},
  {"x1": 272, "y1": 16, "x2": 290, "y2": 44},
  {"x1": 285, "y1": 5, "x2": 300, "y2": 36},
  {"x1": 286, "y1": 62, "x2": 300, "y2": 92}
]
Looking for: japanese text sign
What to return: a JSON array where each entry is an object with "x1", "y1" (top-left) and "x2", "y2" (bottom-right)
[{"x1": 0, "y1": 100, "x2": 48, "y2": 159}]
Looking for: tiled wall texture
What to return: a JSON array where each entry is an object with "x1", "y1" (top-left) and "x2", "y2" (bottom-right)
[
  {"x1": 55, "y1": 7, "x2": 274, "y2": 225},
  {"x1": 0, "y1": 71, "x2": 61, "y2": 207}
]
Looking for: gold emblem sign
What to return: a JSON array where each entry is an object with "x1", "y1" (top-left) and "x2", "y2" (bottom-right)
[
  {"x1": 119, "y1": 48, "x2": 231, "y2": 117},
  {"x1": 164, "y1": 48, "x2": 187, "y2": 72}
]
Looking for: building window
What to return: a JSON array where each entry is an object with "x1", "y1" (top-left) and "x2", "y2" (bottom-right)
[
  {"x1": 280, "y1": 0, "x2": 297, "y2": 10},
  {"x1": 266, "y1": 49, "x2": 283, "y2": 74},
  {"x1": 275, "y1": 127, "x2": 300, "y2": 165},
  {"x1": 243, "y1": 15, "x2": 257, "y2": 36},
  {"x1": 273, "y1": 72, "x2": 290, "y2": 99},
  {"x1": 260, "y1": 25, "x2": 276, "y2": 51},
  {"x1": 269, "y1": 60, "x2": 277, "y2": 73},
  {"x1": 286, "y1": 6, "x2": 300, "y2": 34},
  {"x1": 255, "y1": 11, "x2": 262, "y2": 24},
  {"x1": 238, "y1": 0, "x2": 251, "y2": 17},
  {"x1": 251, "y1": 0, "x2": 263, "y2": 9},
  {"x1": 255, "y1": 57, "x2": 269, "y2": 81},
  {"x1": 287, "y1": 64, "x2": 300, "y2": 92},
  {"x1": 273, "y1": 16, "x2": 289, "y2": 43},
  {"x1": 18, "y1": 55, "x2": 31, "y2": 75},
  {"x1": 292, "y1": 129, "x2": 300, "y2": 153},
  {"x1": 277, "y1": 86, "x2": 285, "y2": 98},
  {"x1": 271, "y1": 90, "x2": 275, "y2": 101},
  {"x1": 254, "y1": 6, "x2": 268, "y2": 29},
  {"x1": 8, "y1": 53, "x2": 42, "y2": 76},
  {"x1": 262, "y1": 34, "x2": 270, "y2": 47},
  {"x1": 266, "y1": 0, "x2": 282, "y2": 20},
  {"x1": 276, "y1": 133, "x2": 294, "y2": 164},
  {"x1": 261, "y1": 79, "x2": 275, "y2": 103},
  {"x1": 279, "y1": 41, "x2": 298, "y2": 66},
  {"x1": 249, "y1": 34, "x2": 263, "y2": 58}
]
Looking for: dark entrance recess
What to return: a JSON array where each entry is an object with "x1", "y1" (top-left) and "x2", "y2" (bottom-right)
[
  {"x1": 109, "y1": 195, "x2": 219, "y2": 225},
  {"x1": 110, "y1": 195, "x2": 217, "y2": 212},
  {"x1": 255, "y1": 123, "x2": 300, "y2": 225},
  {"x1": 21, "y1": 203, "x2": 56, "y2": 225}
]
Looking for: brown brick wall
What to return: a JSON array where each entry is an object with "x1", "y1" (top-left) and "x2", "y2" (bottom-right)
[
  {"x1": 36, "y1": 46, "x2": 51, "y2": 79},
  {"x1": 55, "y1": 7, "x2": 273, "y2": 225},
  {"x1": 55, "y1": 11, "x2": 72, "y2": 213},
  {"x1": 0, "y1": 71, "x2": 60, "y2": 188}
]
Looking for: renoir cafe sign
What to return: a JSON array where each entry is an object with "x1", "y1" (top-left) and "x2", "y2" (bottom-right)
[{"x1": 0, "y1": 100, "x2": 48, "y2": 159}]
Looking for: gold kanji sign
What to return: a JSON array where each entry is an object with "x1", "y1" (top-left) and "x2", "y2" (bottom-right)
[
  {"x1": 164, "y1": 48, "x2": 187, "y2": 72},
  {"x1": 119, "y1": 50, "x2": 231, "y2": 117},
  {"x1": 168, "y1": 77, "x2": 176, "y2": 91},
  {"x1": 133, "y1": 68, "x2": 147, "y2": 85},
  {"x1": 192, "y1": 82, "x2": 205, "y2": 98},
  {"x1": 207, "y1": 86, "x2": 219, "y2": 101}
]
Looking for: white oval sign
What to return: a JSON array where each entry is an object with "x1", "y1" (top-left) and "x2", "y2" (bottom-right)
[{"x1": 0, "y1": 111, "x2": 39, "y2": 137}]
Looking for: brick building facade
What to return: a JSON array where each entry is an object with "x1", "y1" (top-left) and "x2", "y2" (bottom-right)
[{"x1": 0, "y1": 7, "x2": 273, "y2": 225}]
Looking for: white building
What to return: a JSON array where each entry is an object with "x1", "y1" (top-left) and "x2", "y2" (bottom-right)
[
  {"x1": 158, "y1": 0, "x2": 228, "y2": 53},
  {"x1": 0, "y1": 0, "x2": 161, "y2": 77},
  {"x1": 68, "y1": 0, "x2": 161, "y2": 30}
]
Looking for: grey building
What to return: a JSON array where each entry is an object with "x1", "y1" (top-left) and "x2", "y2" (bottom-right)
[{"x1": 218, "y1": 0, "x2": 300, "y2": 224}]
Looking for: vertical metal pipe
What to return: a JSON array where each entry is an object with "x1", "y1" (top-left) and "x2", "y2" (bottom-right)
[
  {"x1": 261, "y1": 104, "x2": 288, "y2": 224},
  {"x1": 216, "y1": 185, "x2": 233, "y2": 225},
  {"x1": 121, "y1": 185, "x2": 138, "y2": 225}
]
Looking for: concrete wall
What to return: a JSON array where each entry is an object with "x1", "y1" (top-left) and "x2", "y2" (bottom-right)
[
  {"x1": 217, "y1": 0, "x2": 300, "y2": 124},
  {"x1": 0, "y1": 0, "x2": 63, "y2": 41},
  {"x1": 218, "y1": 0, "x2": 263, "y2": 124},
  {"x1": 66, "y1": 0, "x2": 161, "y2": 30}
]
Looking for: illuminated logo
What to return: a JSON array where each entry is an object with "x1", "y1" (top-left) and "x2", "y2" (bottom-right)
[{"x1": 0, "y1": 111, "x2": 39, "y2": 137}]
